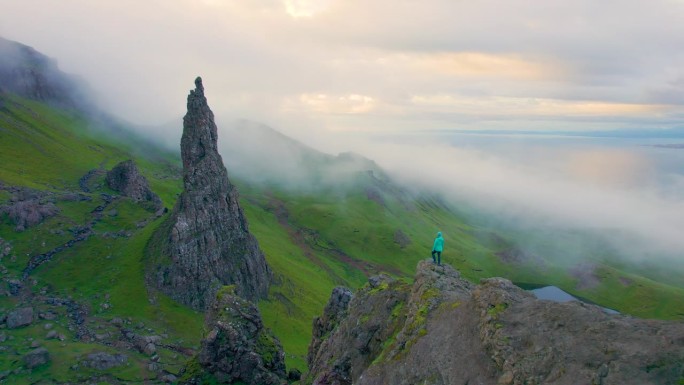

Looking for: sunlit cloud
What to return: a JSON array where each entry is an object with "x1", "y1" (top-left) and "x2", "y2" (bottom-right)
[
  {"x1": 289, "y1": 93, "x2": 376, "y2": 114},
  {"x1": 412, "y1": 52, "x2": 563, "y2": 80},
  {"x1": 284, "y1": 0, "x2": 334, "y2": 18},
  {"x1": 410, "y1": 94, "x2": 674, "y2": 118}
]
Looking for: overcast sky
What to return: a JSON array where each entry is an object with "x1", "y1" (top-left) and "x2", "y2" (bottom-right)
[{"x1": 1, "y1": 0, "x2": 683, "y2": 143}]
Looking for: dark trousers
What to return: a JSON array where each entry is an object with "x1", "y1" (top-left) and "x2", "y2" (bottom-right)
[{"x1": 432, "y1": 250, "x2": 441, "y2": 265}]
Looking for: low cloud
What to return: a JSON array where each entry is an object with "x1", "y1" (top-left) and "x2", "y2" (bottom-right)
[{"x1": 351, "y1": 136, "x2": 684, "y2": 260}]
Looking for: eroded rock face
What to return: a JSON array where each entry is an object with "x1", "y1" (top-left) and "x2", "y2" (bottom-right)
[
  {"x1": 306, "y1": 276, "x2": 409, "y2": 385},
  {"x1": 307, "y1": 260, "x2": 684, "y2": 385},
  {"x1": 147, "y1": 77, "x2": 271, "y2": 310},
  {"x1": 181, "y1": 287, "x2": 286, "y2": 385},
  {"x1": 105, "y1": 160, "x2": 162, "y2": 211}
]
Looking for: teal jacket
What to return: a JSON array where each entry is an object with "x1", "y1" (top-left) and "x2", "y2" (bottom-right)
[{"x1": 432, "y1": 232, "x2": 444, "y2": 252}]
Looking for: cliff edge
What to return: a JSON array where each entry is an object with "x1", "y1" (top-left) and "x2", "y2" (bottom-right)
[{"x1": 307, "y1": 260, "x2": 684, "y2": 385}]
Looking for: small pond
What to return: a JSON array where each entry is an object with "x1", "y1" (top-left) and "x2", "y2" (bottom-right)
[{"x1": 516, "y1": 283, "x2": 619, "y2": 315}]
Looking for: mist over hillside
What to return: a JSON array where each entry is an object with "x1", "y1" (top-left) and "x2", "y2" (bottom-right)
[{"x1": 129, "y1": 105, "x2": 684, "y2": 278}]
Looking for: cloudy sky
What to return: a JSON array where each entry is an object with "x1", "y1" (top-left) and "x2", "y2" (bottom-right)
[{"x1": 1, "y1": 0, "x2": 683, "y2": 143}]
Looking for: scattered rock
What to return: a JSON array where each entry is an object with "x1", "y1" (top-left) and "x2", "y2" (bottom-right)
[
  {"x1": 23, "y1": 347, "x2": 50, "y2": 369},
  {"x1": 6, "y1": 307, "x2": 33, "y2": 328},
  {"x1": 110, "y1": 317, "x2": 124, "y2": 327},
  {"x1": 161, "y1": 374, "x2": 178, "y2": 383},
  {"x1": 46, "y1": 330, "x2": 58, "y2": 339},
  {"x1": 39, "y1": 311, "x2": 57, "y2": 320},
  {"x1": 30, "y1": 341, "x2": 40, "y2": 348},
  {"x1": 44, "y1": 323, "x2": 53, "y2": 330},
  {"x1": 82, "y1": 352, "x2": 128, "y2": 370},
  {"x1": 143, "y1": 343, "x2": 157, "y2": 355},
  {"x1": 1, "y1": 194, "x2": 59, "y2": 231}
]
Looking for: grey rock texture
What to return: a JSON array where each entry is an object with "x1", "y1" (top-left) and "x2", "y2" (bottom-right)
[
  {"x1": 6, "y1": 307, "x2": 34, "y2": 329},
  {"x1": 307, "y1": 286, "x2": 353, "y2": 368},
  {"x1": 0, "y1": 187, "x2": 59, "y2": 232},
  {"x1": 81, "y1": 352, "x2": 128, "y2": 370},
  {"x1": 147, "y1": 77, "x2": 271, "y2": 310},
  {"x1": 181, "y1": 286, "x2": 286, "y2": 385},
  {"x1": 23, "y1": 347, "x2": 50, "y2": 369},
  {"x1": 106, "y1": 160, "x2": 162, "y2": 211},
  {"x1": 307, "y1": 260, "x2": 684, "y2": 385}
]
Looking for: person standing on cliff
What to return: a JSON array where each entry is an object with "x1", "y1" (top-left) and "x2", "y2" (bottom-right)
[{"x1": 431, "y1": 231, "x2": 444, "y2": 265}]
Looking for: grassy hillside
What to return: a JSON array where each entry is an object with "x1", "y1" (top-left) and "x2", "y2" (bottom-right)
[{"x1": 1, "y1": 92, "x2": 683, "y2": 382}]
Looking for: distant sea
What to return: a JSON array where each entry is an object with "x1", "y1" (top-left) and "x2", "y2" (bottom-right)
[{"x1": 444, "y1": 132, "x2": 684, "y2": 194}]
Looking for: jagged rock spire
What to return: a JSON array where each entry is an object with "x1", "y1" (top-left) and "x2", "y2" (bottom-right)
[{"x1": 147, "y1": 77, "x2": 271, "y2": 310}]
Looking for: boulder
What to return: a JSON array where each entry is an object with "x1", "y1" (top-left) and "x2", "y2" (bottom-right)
[
  {"x1": 105, "y1": 160, "x2": 162, "y2": 211},
  {"x1": 23, "y1": 347, "x2": 50, "y2": 369},
  {"x1": 6, "y1": 307, "x2": 33, "y2": 329}
]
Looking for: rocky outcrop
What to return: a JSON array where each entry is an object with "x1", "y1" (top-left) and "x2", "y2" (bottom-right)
[
  {"x1": 0, "y1": 187, "x2": 59, "y2": 231},
  {"x1": 307, "y1": 286, "x2": 353, "y2": 368},
  {"x1": 307, "y1": 260, "x2": 684, "y2": 385},
  {"x1": 146, "y1": 77, "x2": 271, "y2": 310},
  {"x1": 106, "y1": 160, "x2": 163, "y2": 211},
  {"x1": 181, "y1": 286, "x2": 286, "y2": 385}
]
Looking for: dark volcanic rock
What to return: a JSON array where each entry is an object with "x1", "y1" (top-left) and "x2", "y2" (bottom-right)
[
  {"x1": 182, "y1": 286, "x2": 286, "y2": 385},
  {"x1": 23, "y1": 347, "x2": 50, "y2": 369},
  {"x1": 147, "y1": 77, "x2": 271, "y2": 310},
  {"x1": 106, "y1": 160, "x2": 162, "y2": 211},
  {"x1": 306, "y1": 260, "x2": 684, "y2": 385},
  {"x1": 6, "y1": 307, "x2": 33, "y2": 329}
]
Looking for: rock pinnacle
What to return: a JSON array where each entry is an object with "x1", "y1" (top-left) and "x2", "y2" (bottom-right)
[{"x1": 147, "y1": 77, "x2": 271, "y2": 310}]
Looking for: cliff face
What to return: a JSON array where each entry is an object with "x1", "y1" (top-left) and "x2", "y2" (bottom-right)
[
  {"x1": 307, "y1": 260, "x2": 684, "y2": 385},
  {"x1": 147, "y1": 77, "x2": 271, "y2": 310}
]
